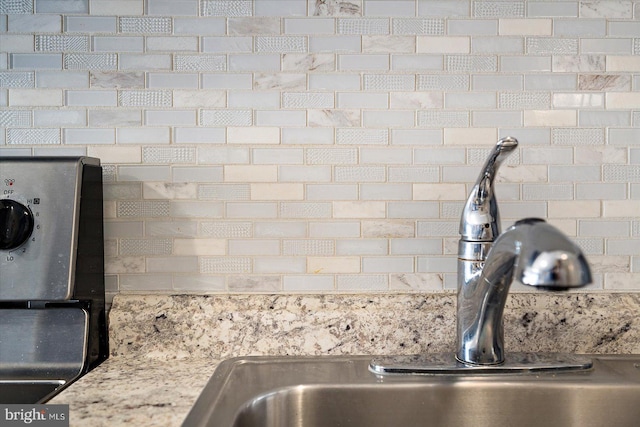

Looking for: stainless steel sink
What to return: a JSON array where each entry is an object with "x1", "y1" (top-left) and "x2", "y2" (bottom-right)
[{"x1": 183, "y1": 355, "x2": 640, "y2": 427}]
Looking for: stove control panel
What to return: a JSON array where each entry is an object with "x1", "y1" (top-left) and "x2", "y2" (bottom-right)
[{"x1": 0, "y1": 157, "x2": 102, "y2": 301}]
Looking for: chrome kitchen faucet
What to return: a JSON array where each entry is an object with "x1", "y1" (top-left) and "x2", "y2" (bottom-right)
[
  {"x1": 457, "y1": 137, "x2": 592, "y2": 365},
  {"x1": 370, "y1": 137, "x2": 593, "y2": 374}
]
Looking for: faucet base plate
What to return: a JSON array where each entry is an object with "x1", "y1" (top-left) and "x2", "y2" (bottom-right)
[{"x1": 369, "y1": 353, "x2": 593, "y2": 375}]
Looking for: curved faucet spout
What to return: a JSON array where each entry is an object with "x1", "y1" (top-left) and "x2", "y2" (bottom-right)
[{"x1": 456, "y1": 218, "x2": 592, "y2": 366}]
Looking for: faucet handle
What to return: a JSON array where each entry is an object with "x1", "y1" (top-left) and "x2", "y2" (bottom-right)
[
  {"x1": 459, "y1": 137, "x2": 518, "y2": 243},
  {"x1": 494, "y1": 136, "x2": 518, "y2": 153}
]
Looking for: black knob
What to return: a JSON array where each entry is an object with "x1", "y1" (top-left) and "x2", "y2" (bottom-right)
[{"x1": 0, "y1": 199, "x2": 35, "y2": 250}]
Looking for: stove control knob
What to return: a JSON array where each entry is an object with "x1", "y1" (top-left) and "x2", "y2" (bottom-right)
[{"x1": 0, "y1": 199, "x2": 35, "y2": 250}]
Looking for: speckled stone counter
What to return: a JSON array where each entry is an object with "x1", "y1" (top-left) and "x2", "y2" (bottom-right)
[{"x1": 51, "y1": 292, "x2": 640, "y2": 426}]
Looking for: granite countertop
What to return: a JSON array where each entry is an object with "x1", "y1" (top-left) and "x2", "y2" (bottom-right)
[
  {"x1": 50, "y1": 357, "x2": 218, "y2": 426},
  {"x1": 51, "y1": 293, "x2": 640, "y2": 426}
]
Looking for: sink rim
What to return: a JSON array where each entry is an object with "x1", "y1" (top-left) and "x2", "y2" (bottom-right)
[{"x1": 183, "y1": 354, "x2": 640, "y2": 427}]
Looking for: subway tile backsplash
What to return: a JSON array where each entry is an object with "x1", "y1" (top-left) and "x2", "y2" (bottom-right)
[{"x1": 1, "y1": 0, "x2": 639, "y2": 296}]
